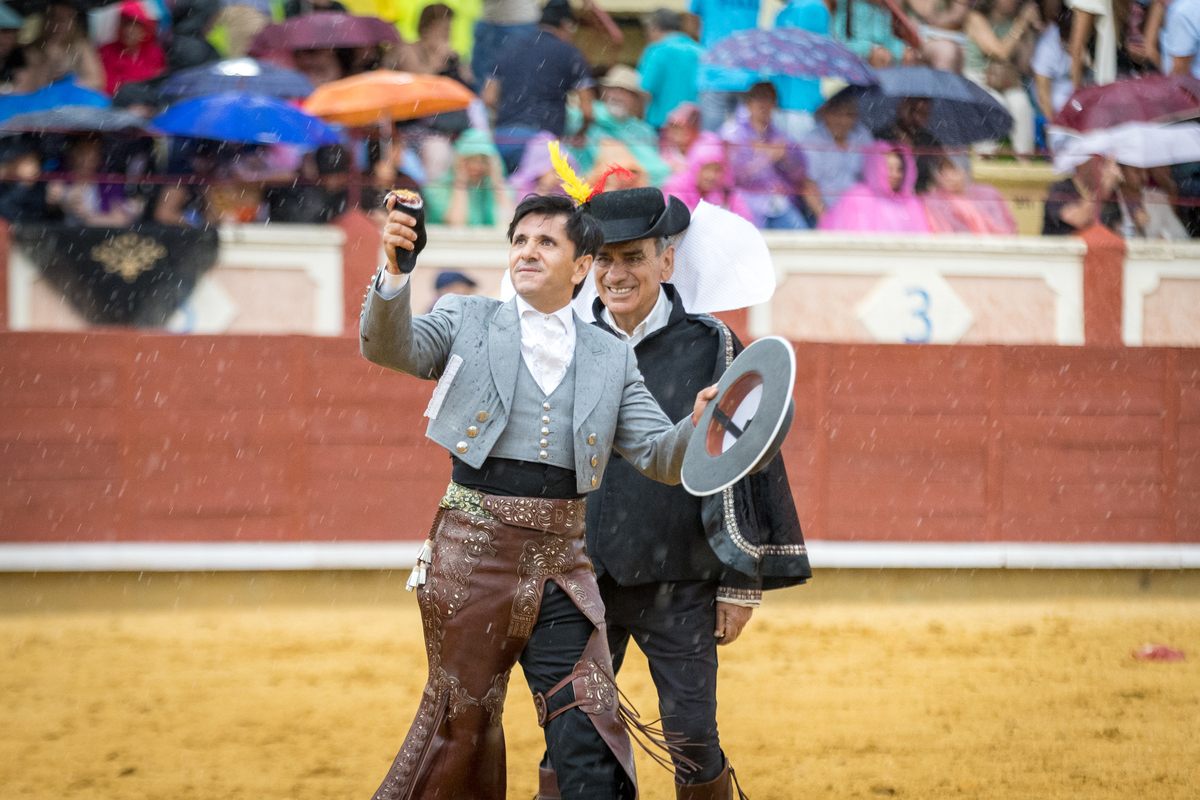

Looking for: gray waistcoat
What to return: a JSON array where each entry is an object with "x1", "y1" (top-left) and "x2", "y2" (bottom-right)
[{"x1": 489, "y1": 358, "x2": 576, "y2": 470}]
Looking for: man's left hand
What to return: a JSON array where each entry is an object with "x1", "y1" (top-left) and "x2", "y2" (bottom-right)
[
  {"x1": 715, "y1": 602, "x2": 753, "y2": 645},
  {"x1": 692, "y1": 384, "x2": 718, "y2": 425}
]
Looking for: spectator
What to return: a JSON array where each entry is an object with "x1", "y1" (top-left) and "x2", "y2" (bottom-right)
[
  {"x1": 98, "y1": 2, "x2": 167, "y2": 96},
  {"x1": 0, "y1": 3, "x2": 32, "y2": 93},
  {"x1": 662, "y1": 136, "x2": 754, "y2": 220},
  {"x1": 0, "y1": 137, "x2": 53, "y2": 223},
  {"x1": 1033, "y1": 9, "x2": 1078, "y2": 123},
  {"x1": 832, "y1": 0, "x2": 912, "y2": 68},
  {"x1": 169, "y1": 0, "x2": 221, "y2": 70},
  {"x1": 46, "y1": 134, "x2": 144, "y2": 227},
  {"x1": 1143, "y1": 0, "x2": 1169, "y2": 70},
  {"x1": 1164, "y1": 0, "x2": 1200, "y2": 76},
  {"x1": 152, "y1": 139, "x2": 226, "y2": 227},
  {"x1": 965, "y1": 0, "x2": 1040, "y2": 156},
  {"x1": 799, "y1": 91, "x2": 875, "y2": 217},
  {"x1": 922, "y1": 154, "x2": 1019, "y2": 233},
  {"x1": 1042, "y1": 154, "x2": 1123, "y2": 234},
  {"x1": 873, "y1": 97, "x2": 943, "y2": 193},
  {"x1": 819, "y1": 142, "x2": 933, "y2": 232},
  {"x1": 691, "y1": 0, "x2": 760, "y2": 130},
  {"x1": 472, "y1": 0, "x2": 540, "y2": 94},
  {"x1": 564, "y1": 65, "x2": 672, "y2": 186},
  {"x1": 773, "y1": 0, "x2": 832, "y2": 124},
  {"x1": 588, "y1": 138, "x2": 654, "y2": 189},
  {"x1": 1115, "y1": 163, "x2": 1190, "y2": 237},
  {"x1": 293, "y1": 48, "x2": 344, "y2": 88},
  {"x1": 210, "y1": 5, "x2": 270, "y2": 59},
  {"x1": 1170, "y1": 158, "x2": 1200, "y2": 234},
  {"x1": 283, "y1": 0, "x2": 348, "y2": 16},
  {"x1": 638, "y1": 8, "x2": 704, "y2": 129},
  {"x1": 24, "y1": 2, "x2": 105, "y2": 93},
  {"x1": 483, "y1": 0, "x2": 595, "y2": 173},
  {"x1": 509, "y1": 131, "x2": 581, "y2": 198},
  {"x1": 399, "y1": 4, "x2": 475, "y2": 87},
  {"x1": 1065, "y1": 0, "x2": 1126, "y2": 85},
  {"x1": 423, "y1": 128, "x2": 514, "y2": 226},
  {"x1": 658, "y1": 102, "x2": 721, "y2": 174},
  {"x1": 720, "y1": 81, "x2": 810, "y2": 229},
  {"x1": 430, "y1": 270, "x2": 478, "y2": 311},
  {"x1": 266, "y1": 144, "x2": 351, "y2": 224},
  {"x1": 908, "y1": 0, "x2": 972, "y2": 70}
]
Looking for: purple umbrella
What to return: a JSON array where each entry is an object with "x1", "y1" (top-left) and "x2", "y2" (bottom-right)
[
  {"x1": 700, "y1": 28, "x2": 878, "y2": 86},
  {"x1": 278, "y1": 12, "x2": 401, "y2": 50}
]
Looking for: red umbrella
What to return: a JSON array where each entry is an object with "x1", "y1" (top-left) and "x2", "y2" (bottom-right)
[
  {"x1": 1054, "y1": 74, "x2": 1200, "y2": 132},
  {"x1": 258, "y1": 12, "x2": 402, "y2": 52}
]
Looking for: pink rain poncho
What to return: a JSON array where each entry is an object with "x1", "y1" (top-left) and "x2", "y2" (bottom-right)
[
  {"x1": 662, "y1": 138, "x2": 754, "y2": 222},
  {"x1": 818, "y1": 143, "x2": 931, "y2": 233},
  {"x1": 921, "y1": 156, "x2": 1018, "y2": 235}
]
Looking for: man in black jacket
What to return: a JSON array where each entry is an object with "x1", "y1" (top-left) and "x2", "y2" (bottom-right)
[{"x1": 537, "y1": 188, "x2": 810, "y2": 800}]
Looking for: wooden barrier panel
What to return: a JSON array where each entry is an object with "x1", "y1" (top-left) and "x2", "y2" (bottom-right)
[{"x1": 1, "y1": 332, "x2": 1196, "y2": 545}]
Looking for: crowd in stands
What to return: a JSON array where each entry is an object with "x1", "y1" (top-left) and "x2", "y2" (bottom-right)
[{"x1": 0, "y1": 0, "x2": 1197, "y2": 239}]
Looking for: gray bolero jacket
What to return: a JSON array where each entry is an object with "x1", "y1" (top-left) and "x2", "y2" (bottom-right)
[{"x1": 359, "y1": 277, "x2": 693, "y2": 495}]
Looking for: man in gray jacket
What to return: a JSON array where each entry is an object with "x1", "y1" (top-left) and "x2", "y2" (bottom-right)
[{"x1": 359, "y1": 193, "x2": 716, "y2": 800}]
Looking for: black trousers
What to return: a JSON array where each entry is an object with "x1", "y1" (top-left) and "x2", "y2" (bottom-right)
[
  {"x1": 524, "y1": 582, "x2": 634, "y2": 800},
  {"x1": 599, "y1": 576, "x2": 726, "y2": 785}
]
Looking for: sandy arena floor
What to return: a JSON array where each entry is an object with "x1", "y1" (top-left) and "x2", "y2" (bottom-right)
[{"x1": 1, "y1": 571, "x2": 1197, "y2": 800}]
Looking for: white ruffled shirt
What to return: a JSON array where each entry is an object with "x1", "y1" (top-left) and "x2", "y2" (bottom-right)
[
  {"x1": 600, "y1": 286, "x2": 672, "y2": 348},
  {"x1": 378, "y1": 269, "x2": 576, "y2": 395}
]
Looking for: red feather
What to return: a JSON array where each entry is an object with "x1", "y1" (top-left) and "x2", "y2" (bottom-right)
[{"x1": 586, "y1": 165, "x2": 636, "y2": 201}]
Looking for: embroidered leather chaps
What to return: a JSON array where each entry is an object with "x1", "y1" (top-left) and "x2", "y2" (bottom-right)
[{"x1": 370, "y1": 494, "x2": 637, "y2": 800}]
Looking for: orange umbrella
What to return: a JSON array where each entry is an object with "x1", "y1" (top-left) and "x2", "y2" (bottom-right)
[{"x1": 303, "y1": 70, "x2": 476, "y2": 127}]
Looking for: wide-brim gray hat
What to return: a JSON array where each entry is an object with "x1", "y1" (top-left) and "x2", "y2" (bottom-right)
[
  {"x1": 584, "y1": 187, "x2": 690, "y2": 245},
  {"x1": 682, "y1": 336, "x2": 797, "y2": 497}
]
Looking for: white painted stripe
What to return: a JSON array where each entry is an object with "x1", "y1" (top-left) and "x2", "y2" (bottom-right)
[
  {"x1": 1, "y1": 541, "x2": 1198, "y2": 572},
  {"x1": 804, "y1": 541, "x2": 1200, "y2": 570},
  {"x1": 0, "y1": 543, "x2": 423, "y2": 572}
]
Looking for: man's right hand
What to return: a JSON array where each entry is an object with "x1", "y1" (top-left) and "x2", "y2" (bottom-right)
[{"x1": 383, "y1": 196, "x2": 420, "y2": 275}]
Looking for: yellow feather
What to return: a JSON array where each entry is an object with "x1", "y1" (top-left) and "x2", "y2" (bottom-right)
[{"x1": 548, "y1": 140, "x2": 591, "y2": 205}]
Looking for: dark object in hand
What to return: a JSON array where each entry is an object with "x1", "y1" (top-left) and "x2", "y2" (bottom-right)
[{"x1": 386, "y1": 189, "x2": 426, "y2": 274}]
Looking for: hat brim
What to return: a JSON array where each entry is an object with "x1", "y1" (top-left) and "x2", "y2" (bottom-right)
[
  {"x1": 681, "y1": 336, "x2": 797, "y2": 497},
  {"x1": 597, "y1": 194, "x2": 691, "y2": 245}
]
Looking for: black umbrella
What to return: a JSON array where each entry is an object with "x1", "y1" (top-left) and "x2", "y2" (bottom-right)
[
  {"x1": 845, "y1": 67, "x2": 1013, "y2": 146},
  {"x1": 0, "y1": 106, "x2": 152, "y2": 135}
]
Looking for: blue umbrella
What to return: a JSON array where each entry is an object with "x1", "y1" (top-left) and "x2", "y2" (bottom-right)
[
  {"x1": 700, "y1": 28, "x2": 878, "y2": 86},
  {"x1": 0, "y1": 79, "x2": 109, "y2": 124},
  {"x1": 847, "y1": 67, "x2": 1013, "y2": 145},
  {"x1": 159, "y1": 58, "x2": 314, "y2": 102},
  {"x1": 151, "y1": 93, "x2": 341, "y2": 147}
]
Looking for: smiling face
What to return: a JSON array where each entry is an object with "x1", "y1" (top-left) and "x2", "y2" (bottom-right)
[
  {"x1": 593, "y1": 237, "x2": 673, "y2": 334},
  {"x1": 508, "y1": 213, "x2": 592, "y2": 312}
]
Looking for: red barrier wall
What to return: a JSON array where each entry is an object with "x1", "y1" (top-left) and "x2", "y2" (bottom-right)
[{"x1": 1, "y1": 332, "x2": 1196, "y2": 544}]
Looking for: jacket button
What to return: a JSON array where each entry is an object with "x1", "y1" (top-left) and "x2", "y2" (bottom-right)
[
  {"x1": 476, "y1": 411, "x2": 489, "y2": 422},
  {"x1": 539, "y1": 450, "x2": 548, "y2": 459},
  {"x1": 590, "y1": 455, "x2": 598, "y2": 467},
  {"x1": 591, "y1": 475, "x2": 598, "y2": 487},
  {"x1": 456, "y1": 442, "x2": 469, "y2": 454},
  {"x1": 542, "y1": 415, "x2": 550, "y2": 424},
  {"x1": 543, "y1": 402, "x2": 551, "y2": 411},
  {"x1": 539, "y1": 438, "x2": 549, "y2": 447},
  {"x1": 588, "y1": 434, "x2": 596, "y2": 445},
  {"x1": 541, "y1": 426, "x2": 550, "y2": 435},
  {"x1": 467, "y1": 426, "x2": 479, "y2": 438}
]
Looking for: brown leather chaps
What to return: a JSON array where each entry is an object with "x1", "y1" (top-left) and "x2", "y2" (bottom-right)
[{"x1": 370, "y1": 494, "x2": 638, "y2": 800}]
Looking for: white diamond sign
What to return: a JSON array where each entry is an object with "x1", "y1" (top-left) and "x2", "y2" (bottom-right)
[{"x1": 856, "y1": 267, "x2": 975, "y2": 344}]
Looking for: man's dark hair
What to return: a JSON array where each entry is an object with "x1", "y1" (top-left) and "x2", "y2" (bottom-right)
[
  {"x1": 747, "y1": 81, "x2": 778, "y2": 103},
  {"x1": 507, "y1": 194, "x2": 603, "y2": 298},
  {"x1": 418, "y1": 3, "x2": 454, "y2": 34},
  {"x1": 642, "y1": 8, "x2": 682, "y2": 32},
  {"x1": 540, "y1": 0, "x2": 575, "y2": 28}
]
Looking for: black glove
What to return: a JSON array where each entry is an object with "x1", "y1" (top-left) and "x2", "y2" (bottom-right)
[{"x1": 385, "y1": 189, "x2": 427, "y2": 274}]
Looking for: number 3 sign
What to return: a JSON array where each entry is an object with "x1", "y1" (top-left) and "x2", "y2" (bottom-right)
[{"x1": 856, "y1": 268, "x2": 975, "y2": 344}]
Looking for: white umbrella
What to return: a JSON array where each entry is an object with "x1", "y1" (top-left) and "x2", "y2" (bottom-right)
[
  {"x1": 501, "y1": 201, "x2": 777, "y2": 320},
  {"x1": 1053, "y1": 122, "x2": 1200, "y2": 174}
]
